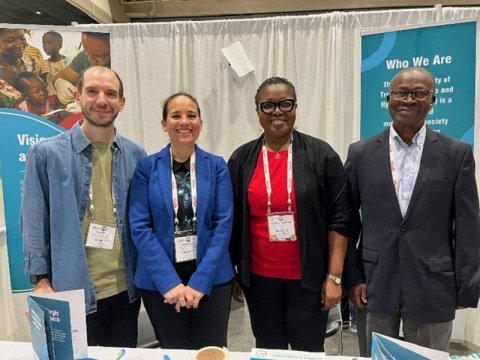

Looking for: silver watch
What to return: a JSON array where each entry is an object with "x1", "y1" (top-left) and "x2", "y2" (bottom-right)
[{"x1": 326, "y1": 273, "x2": 342, "y2": 285}]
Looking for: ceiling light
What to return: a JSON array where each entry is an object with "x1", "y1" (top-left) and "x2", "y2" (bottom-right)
[{"x1": 35, "y1": 11, "x2": 42, "y2": 15}]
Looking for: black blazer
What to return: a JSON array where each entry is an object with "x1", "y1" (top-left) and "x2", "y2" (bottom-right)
[
  {"x1": 344, "y1": 127, "x2": 480, "y2": 323},
  {"x1": 228, "y1": 130, "x2": 351, "y2": 290}
]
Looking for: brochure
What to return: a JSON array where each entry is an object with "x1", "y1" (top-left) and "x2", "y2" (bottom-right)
[
  {"x1": 28, "y1": 289, "x2": 88, "y2": 360},
  {"x1": 371, "y1": 332, "x2": 449, "y2": 360}
]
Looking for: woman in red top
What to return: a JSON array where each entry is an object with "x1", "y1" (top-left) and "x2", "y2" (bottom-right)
[{"x1": 228, "y1": 77, "x2": 351, "y2": 351}]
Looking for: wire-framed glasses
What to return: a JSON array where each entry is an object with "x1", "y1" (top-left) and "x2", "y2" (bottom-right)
[{"x1": 390, "y1": 89, "x2": 432, "y2": 100}]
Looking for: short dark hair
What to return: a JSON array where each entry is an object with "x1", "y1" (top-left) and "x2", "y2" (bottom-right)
[
  {"x1": 0, "y1": 28, "x2": 25, "y2": 37},
  {"x1": 14, "y1": 72, "x2": 43, "y2": 94},
  {"x1": 82, "y1": 31, "x2": 110, "y2": 42},
  {"x1": 162, "y1": 92, "x2": 201, "y2": 120},
  {"x1": 255, "y1": 76, "x2": 297, "y2": 108},
  {"x1": 42, "y1": 31, "x2": 63, "y2": 46},
  {"x1": 77, "y1": 66, "x2": 124, "y2": 98}
]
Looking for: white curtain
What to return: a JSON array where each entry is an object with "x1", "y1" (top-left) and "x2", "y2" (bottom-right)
[
  {"x1": 0, "y1": 227, "x2": 17, "y2": 340},
  {"x1": 79, "y1": 7, "x2": 480, "y2": 344},
  {"x1": 83, "y1": 7, "x2": 480, "y2": 167}
]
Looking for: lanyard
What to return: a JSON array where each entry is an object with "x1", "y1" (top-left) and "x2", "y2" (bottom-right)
[
  {"x1": 261, "y1": 140, "x2": 293, "y2": 214},
  {"x1": 388, "y1": 132, "x2": 399, "y2": 193},
  {"x1": 171, "y1": 148, "x2": 197, "y2": 232},
  {"x1": 88, "y1": 183, "x2": 117, "y2": 220}
]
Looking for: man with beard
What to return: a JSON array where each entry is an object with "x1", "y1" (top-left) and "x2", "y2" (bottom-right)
[
  {"x1": 21, "y1": 66, "x2": 146, "y2": 347},
  {"x1": 344, "y1": 67, "x2": 480, "y2": 354}
]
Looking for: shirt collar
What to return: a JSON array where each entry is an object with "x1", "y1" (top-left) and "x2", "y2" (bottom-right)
[
  {"x1": 71, "y1": 121, "x2": 121, "y2": 153},
  {"x1": 390, "y1": 123, "x2": 426, "y2": 150}
]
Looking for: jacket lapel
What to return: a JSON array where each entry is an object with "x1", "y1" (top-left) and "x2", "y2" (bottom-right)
[
  {"x1": 157, "y1": 145, "x2": 174, "y2": 222},
  {"x1": 194, "y1": 146, "x2": 208, "y2": 229},
  {"x1": 376, "y1": 129, "x2": 403, "y2": 217}
]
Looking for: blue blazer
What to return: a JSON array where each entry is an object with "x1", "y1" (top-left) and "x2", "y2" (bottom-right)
[{"x1": 129, "y1": 144, "x2": 234, "y2": 296}]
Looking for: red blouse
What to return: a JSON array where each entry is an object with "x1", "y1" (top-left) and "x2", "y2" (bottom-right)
[{"x1": 247, "y1": 148, "x2": 301, "y2": 279}]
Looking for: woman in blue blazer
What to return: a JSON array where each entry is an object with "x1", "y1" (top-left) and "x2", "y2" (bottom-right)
[{"x1": 129, "y1": 93, "x2": 234, "y2": 349}]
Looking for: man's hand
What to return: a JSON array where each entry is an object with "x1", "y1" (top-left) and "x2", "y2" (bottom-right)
[
  {"x1": 54, "y1": 78, "x2": 76, "y2": 105},
  {"x1": 25, "y1": 279, "x2": 54, "y2": 319},
  {"x1": 349, "y1": 283, "x2": 368, "y2": 310}
]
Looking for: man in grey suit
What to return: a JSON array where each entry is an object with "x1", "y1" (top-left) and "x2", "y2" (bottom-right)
[{"x1": 345, "y1": 67, "x2": 480, "y2": 354}]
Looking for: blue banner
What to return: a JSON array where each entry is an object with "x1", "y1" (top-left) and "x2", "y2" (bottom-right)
[
  {"x1": 361, "y1": 21, "x2": 476, "y2": 144},
  {"x1": 0, "y1": 109, "x2": 64, "y2": 291},
  {"x1": 0, "y1": 26, "x2": 108, "y2": 292}
]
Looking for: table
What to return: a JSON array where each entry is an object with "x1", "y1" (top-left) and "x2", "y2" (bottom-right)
[{"x1": 0, "y1": 341, "x2": 366, "y2": 359}]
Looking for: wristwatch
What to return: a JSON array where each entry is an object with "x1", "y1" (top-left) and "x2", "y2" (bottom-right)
[
  {"x1": 326, "y1": 273, "x2": 342, "y2": 285},
  {"x1": 30, "y1": 274, "x2": 49, "y2": 285}
]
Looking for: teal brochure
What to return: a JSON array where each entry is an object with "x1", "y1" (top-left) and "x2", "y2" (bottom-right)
[
  {"x1": 28, "y1": 289, "x2": 88, "y2": 359},
  {"x1": 371, "y1": 332, "x2": 449, "y2": 360},
  {"x1": 28, "y1": 298, "x2": 49, "y2": 360}
]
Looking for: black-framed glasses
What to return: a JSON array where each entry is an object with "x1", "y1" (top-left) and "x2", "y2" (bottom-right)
[
  {"x1": 258, "y1": 98, "x2": 296, "y2": 114},
  {"x1": 390, "y1": 89, "x2": 432, "y2": 100}
]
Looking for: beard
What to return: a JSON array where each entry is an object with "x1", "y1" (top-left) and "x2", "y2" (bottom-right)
[{"x1": 82, "y1": 109, "x2": 119, "y2": 128}]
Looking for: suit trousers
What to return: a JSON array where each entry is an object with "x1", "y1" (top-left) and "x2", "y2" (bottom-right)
[
  {"x1": 356, "y1": 307, "x2": 369, "y2": 357},
  {"x1": 243, "y1": 273, "x2": 329, "y2": 351},
  {"x1": 366, "y1": 305, "x2": 453, "y2": 356},
  {"x1": 86, "y1": 290, "x2": 141, "y2": 347},
  {"x1": 141, "y1": 282, "x2": 232, "y2": 350}
]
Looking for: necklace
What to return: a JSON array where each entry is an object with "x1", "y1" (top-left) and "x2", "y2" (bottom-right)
[{"x1": 264, "y1": 135, "x2": 292, "y2": 160}]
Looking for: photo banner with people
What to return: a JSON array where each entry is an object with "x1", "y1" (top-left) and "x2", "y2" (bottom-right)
[
  {"x1": 360, "y1": 20, "x2": 476, "y2": 144},
  {"x1": 0, "y1": 25, "x2": 111, "y2": 292}
]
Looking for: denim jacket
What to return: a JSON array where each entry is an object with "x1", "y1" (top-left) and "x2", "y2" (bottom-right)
[{"x1": 21, "y1": 122, "x2": 146, "y2": 314}]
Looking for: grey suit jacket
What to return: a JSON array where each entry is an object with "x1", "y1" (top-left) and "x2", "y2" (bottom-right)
[{"x1": 344, "y1": 127, "x2": 480, "y2": 323}]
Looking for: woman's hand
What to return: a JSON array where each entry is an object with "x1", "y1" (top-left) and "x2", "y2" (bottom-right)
[
  {"x1": 231, "y1": 278, "x2": 244, "y2": 303},
  {"x1": 321, "y1": 279, "x2": 342, "y2": 311},
  {"x1": 164, "y1": 284, "x2": 187, "y2": 313},
  {"x1": 184, "y1": 286, "x2": 204, "y2": 309}
]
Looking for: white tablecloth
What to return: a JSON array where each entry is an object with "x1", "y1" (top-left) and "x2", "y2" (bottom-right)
[{"x1": 0, "y1": 341, "x2": 367, "y2": 360}]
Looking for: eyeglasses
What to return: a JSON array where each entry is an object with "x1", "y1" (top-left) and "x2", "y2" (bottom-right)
[
  {"x1": 86, "y1": 52, "x2": 110, "y2": 62},
  {"x1": 390, "y1": 89, "x2": 432, "y2": 100},
  {"x1": 258, "y1": 99, "x2": 296, "y2": 114}
]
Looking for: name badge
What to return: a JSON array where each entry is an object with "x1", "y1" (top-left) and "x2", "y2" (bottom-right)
[
  {"x1": 174, "y1": 230, "x2": 197, "y2": 263},
  {"x1": 85, "y1": 222, "x2": 116, "y2": 249},
  {"x1": 267, "y1": 211, "x2": 297, "y2": 241}
]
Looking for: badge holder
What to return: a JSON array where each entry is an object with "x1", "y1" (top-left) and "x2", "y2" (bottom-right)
[
  {"x1": 267, "y1": 211, "x2": 297, "y2": 241},
  {"x1": 85, "y1": 218, "x2": 117, "y2": 250},
  {"x1": 174, "y1": 229, "x2": 197, "y2": 263}
]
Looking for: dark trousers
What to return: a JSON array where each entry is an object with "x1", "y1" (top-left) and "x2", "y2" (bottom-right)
[
  {"x1": 243, "y1": 273, "x2": 329, "y2": 351},
  {"x1": 86, "y1": 291, "x2": 141, "y2": 347},
  {"x1": 142, "y1": 283, "x2": 232, "y2": 350}
]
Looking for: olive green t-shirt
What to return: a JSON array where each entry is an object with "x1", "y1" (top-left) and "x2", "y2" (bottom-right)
[{"x1": 81, "y1": 142, "x2": 127, "y2": 300}]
